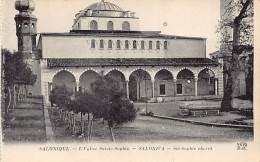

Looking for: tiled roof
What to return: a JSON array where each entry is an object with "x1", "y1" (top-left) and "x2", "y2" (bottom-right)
[{"x1": 47, "y1": 58, "x2": 218, "y2": 67}]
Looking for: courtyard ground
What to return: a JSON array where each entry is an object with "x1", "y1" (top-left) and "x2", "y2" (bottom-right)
[{"x1": 2, "y1": 97, "x2": 47, "y2": 143}]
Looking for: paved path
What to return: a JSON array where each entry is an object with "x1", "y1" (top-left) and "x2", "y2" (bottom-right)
[{"x1": 3, "y1": 97, "x2": 47, "y2": 143}]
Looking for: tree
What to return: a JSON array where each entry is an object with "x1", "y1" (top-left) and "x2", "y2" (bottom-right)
[
  {"x1": 91, "y1": 72, "x2": 136, "y2": 142},
  {"x1": 218, "y1": 0, "x2": 253, "y2": 111},
  {"x1": 3, "y1": 49, "x2": 37, "y2": 112}
]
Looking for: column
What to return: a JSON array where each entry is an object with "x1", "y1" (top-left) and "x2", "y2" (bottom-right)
[
  {"x1": 126, "y1": 80, "x2": 129, "y2": 99},
  {"x1": 151, "y1": 80, "x2": 155, "y2": 98},
  {"x1": 215, "y1": 78, "x2": 218, "y2": 96},
  {"x1": 194, "y1": 77, "x2": 198, "y2": 96},
  {"x1": 76, "y1": 81, "x2": 79, "y2": 92},
  {"x1": 173, "y1": 78, "x2": 177, "y2": 97},
  {"x1": 136, "y1": 82, "x2": 140, "y2": 100}
]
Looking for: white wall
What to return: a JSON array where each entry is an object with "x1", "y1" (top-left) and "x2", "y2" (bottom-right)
[{"x1": 40, "y1": 35, "x2": 206, "y2": 59}]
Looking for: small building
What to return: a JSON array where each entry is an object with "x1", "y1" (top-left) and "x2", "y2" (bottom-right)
[{"x1": 14, "y1": 0, "x2": 223, "y2": 105}]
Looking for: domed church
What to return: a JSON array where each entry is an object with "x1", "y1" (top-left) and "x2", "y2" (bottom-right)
[{"x1": 14, "y1": 0, "x2": 223, "y2": 105}]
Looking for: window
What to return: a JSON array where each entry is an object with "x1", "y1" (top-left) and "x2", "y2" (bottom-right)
[
  {"x1": 141, "y1": 40, "x2": 145, "y2": 49},
  {"x1": 31, "y1": 23, "x2": 35, "y2": 28},
  {"x1": 107, "y1": 21, "x2": 113, "y2": 30},
  {"x1": 108, "y1": 40, "x2": 112, "y2": 49},
  {"x1": 125, "y1": 40, "x2": 129, "y2": 49},
  {"x1": 159, "y1": 84, "x2": 166, "y2": 95},
  {"x1": 100, "y1": 40, "x2": 104, "y2": 49},
  {"x1": 156, "y1": 41, "x2": 160, "y2": 49},
  {"x1": 24, "y1": 22, "x2": 28, "y2": 27},
  {"x1": 91, "y1": 39, "x2": 95, "y2": 48},
  {"x1": 122, "y1": 21, "x2": 130, "y2": 31},
  {"x1": 90, "y1": 20, "x2": 98, "y2": 30},
  {"x1": 177, "y1": 84, "x2": 182, "y2": 94},
  {"x1": 164, "y1": 41, "x2": 167, "y2": 49},
  {"x1": 133, "y1": 40, "x2": 137, "y2": 49},
  {"x1": 117, "y1": 40, "x2": 121, "y2": 49},
  {"x1": 149, "y1": 41, "x2": 152, "y2": 49}
]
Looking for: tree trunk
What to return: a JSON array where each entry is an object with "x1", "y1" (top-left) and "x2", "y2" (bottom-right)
[
  {"x1": 108, "y1": 124, "x2": 115, "y2": 143},
  {"x1": 89, "y1": 119, "x2": 94, "y2": 142},
  {"x1": 87, "y1": 113, "x2": 90, "y2": 143},
  {"x1": 7, "y1": 87, "x2": 12, "y2": 113},
  {"x1": 81, "y1": 112, "x2": 84, "y2": 137}
]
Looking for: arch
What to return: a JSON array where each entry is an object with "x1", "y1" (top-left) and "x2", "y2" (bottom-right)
[
  {"x1": 129, "y1": 69, "x2": 153, "y2": 100},
  {"x1": 197, "y1": 68, "x2": 216, "y2": 95},
  {"x1": 122, "y1": 21, "x2": 130, "y2": 31},
  {"x1": 24, "y1": 22, "x2": 28, "y2": 27},
  {"x1": 105, "y1": 69, "x2": 127, "y2": 96},
  {"x1": 104, "y1": 68, "x2": 126, "y2": 79},
  {"x1": 107, "y1": 21, "x2": 114, "y2": 30},
  {"x1": 90, "y1": 20, "x2": 98, "y2": 30},
  {"x1": 197, "y1": 67, "x2": 216, "y2": 77},
  {"x1": 154, "y1": 69, "x2": 174, "y2": 97},
  {"x1": 176, "y1": 69, "x2": 195, "y2": 96},
  {"x1": 79, "y1": 70, "x2": 100, "y2": 93},
  {"x1": 176, "y1": 67, "x2": 195, "y2": 78},
  {"x1": 52, "y1": 70, "x2": 76, "y2": 92},
  {"x1": 128, "y1": 68, "x2": 152, "y2": 80}
]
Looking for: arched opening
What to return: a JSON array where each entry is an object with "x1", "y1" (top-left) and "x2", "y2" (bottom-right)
[
  {"x1": 156, "y1": 41, "x2": 160, "y2": 49},
  {"x1": 117, "y1": 40, "x2": 121, "y2": 49},
  {"x1": 133, "y1": 40, "x2": 137, "y2": 49},
  {"x1": 177, "y1": 69, "x2": 195, "y2": 96},
  {"x1": 197, "y1": 69, "x2": 215, "y2": 95},
  {"x1": 164, "y1": 41, "x2": 167, "y2": 49},
  {"x1": 141, "y1": 40, "x2": 145, "y2": 49},
  {"x1": 91, "y1": 39, "x2": 95, "y2": 48},
  {"x1": 125, "y1": 40, "x2": 129, "y2": 49},
  {"x1": 100, "y1": 39, "x2": 104, "y2": 48},
  {"x1": 52, "y1": 70, "x2": 76, "y2": 92},
  {"x1": 149, "y1": 41, "x2": 152, "y2": 49},
  {"x1": 106, "y1": 70, "x2": 126, "y2": 96},
  {"x1": 107, "y1": 21, "x2": 113, "y2": 30},
  {"x1": 122, "y1": 21, "x2": 130, "y2": 31},
  {"x1": 154, "y1": 69, "x2": 173, "y2": 97},
  {"x1": 129, "y1": 69, "x2": 152, "y2": 100},
  {"x1": 79, "y1": 70, "x2": 100, "y2": 93},
  {"x1": 90, "y1": 20, "x2": 98, "y2": 30}
]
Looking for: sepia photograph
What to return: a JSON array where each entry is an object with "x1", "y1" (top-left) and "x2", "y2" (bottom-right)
[{"x1": 0, "y1": 0, "x2": 259, "y2": 161}]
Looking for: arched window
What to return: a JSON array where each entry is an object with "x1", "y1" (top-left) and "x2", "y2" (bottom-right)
[
  {"x1": 24, "y1": 22, "x2": 28, "y2": 27},
  {"x1": 108, "y1": 40, "x2": 112, "y2": 49},
  {"x1": 141, "y1": 40, "x2": 145, "y2": 49},
  {"x1": 149, "y1": 41, "x2": 152, "y2": 49},
  {"x1": 164, "y1": 41, "x2": 167, "y2": 49},
  {"x1": 122, "y1": 21, "x2": 130, "y2": 31},
  {"x1": 156, "y1": 41, "x2": 160, "y2": 49},
  {"x1": 31, "y1": 23, "x2": 35, "y2": 28},
  {"x1": 133, "y1": 40, "x2": 137, "y2": 49},
  {"x1": 107, "y1": 21, "x2": 113, "y2": 30},
  {"x1": 125, "y1": 40, "x2": 129, "y2": 49},
  {"x1": 90, "y1": 20, "x2": 98, "y2": 30},
  {"x1": 78, "y1": 22, "x2": 80, "y2": 29},
  {"x1": 117, "y1": 40, "x2": 121, "y2": 49},
  {"x1": 91, "y1": 39, "x2": 95, "y2": 48},
  {"x1": 100, "y1": 40, "x2": 104, "y2": 48}
]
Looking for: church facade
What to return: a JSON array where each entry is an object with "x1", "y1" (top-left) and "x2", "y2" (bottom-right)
[{"x1": 14, "y1": 0, "x2": 223, "y2": 105}]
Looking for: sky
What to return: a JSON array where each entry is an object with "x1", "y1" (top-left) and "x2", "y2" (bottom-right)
[{"x1": 2, "y1": 0, "x2": 220, "y2": 56}]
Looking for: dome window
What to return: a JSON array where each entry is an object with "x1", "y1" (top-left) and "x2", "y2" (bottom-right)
[
  {"x1": 149, "y1": 41, "x2": 153, "y2": 50},
  {"x1": 31, "y1": 23, "x2": 35, "y2": 28},
  {"x1": 141, "y1": 41, "x2": 145, "y2": 49},
  {"x1": 117, "y1": 40, "x2": 121, "y2": 49},
  {"x1": 133, "y1": 40, "x2": 137, "y2": 49},
  {"x1": 164, "y1": 41, "x2": 168, "y2": 49},
  {"x1": 90, "y1": 20, "x2": 98, "y2": 30},
  {"x1": 122, "y1": 21, "x2": 130, "y2": 31},
  {"x1": 100, "y1": 40, "x2": 104, "y2": 49},
  {"x1": 108, "y1": 40, "x2": 112, "y2": 49},
  {"x1": 107, "y1": 21, "x2": 114, "y2": 30},
  {"x1": 91, "y1": 39, "x2": 95, "y2": 48},
  {"x1": 125, "y1": 40, "x2": 129, "y2": 49},
  {"x1": 156, "y1": 41, "x2": 160, "y2": 49}
]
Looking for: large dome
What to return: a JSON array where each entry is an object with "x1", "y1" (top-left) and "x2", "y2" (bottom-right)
[{"x1": 84, "y1": 1, "x2": 124, "y2": 12}]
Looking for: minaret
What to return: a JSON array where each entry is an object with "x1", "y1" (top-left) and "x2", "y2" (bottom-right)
[
  {"x1": 14, "y1": 0, "x2": 41, "y2": 96},
  {"x1": 14, "y1": 0, "x2": 37, "y2": 59}
]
